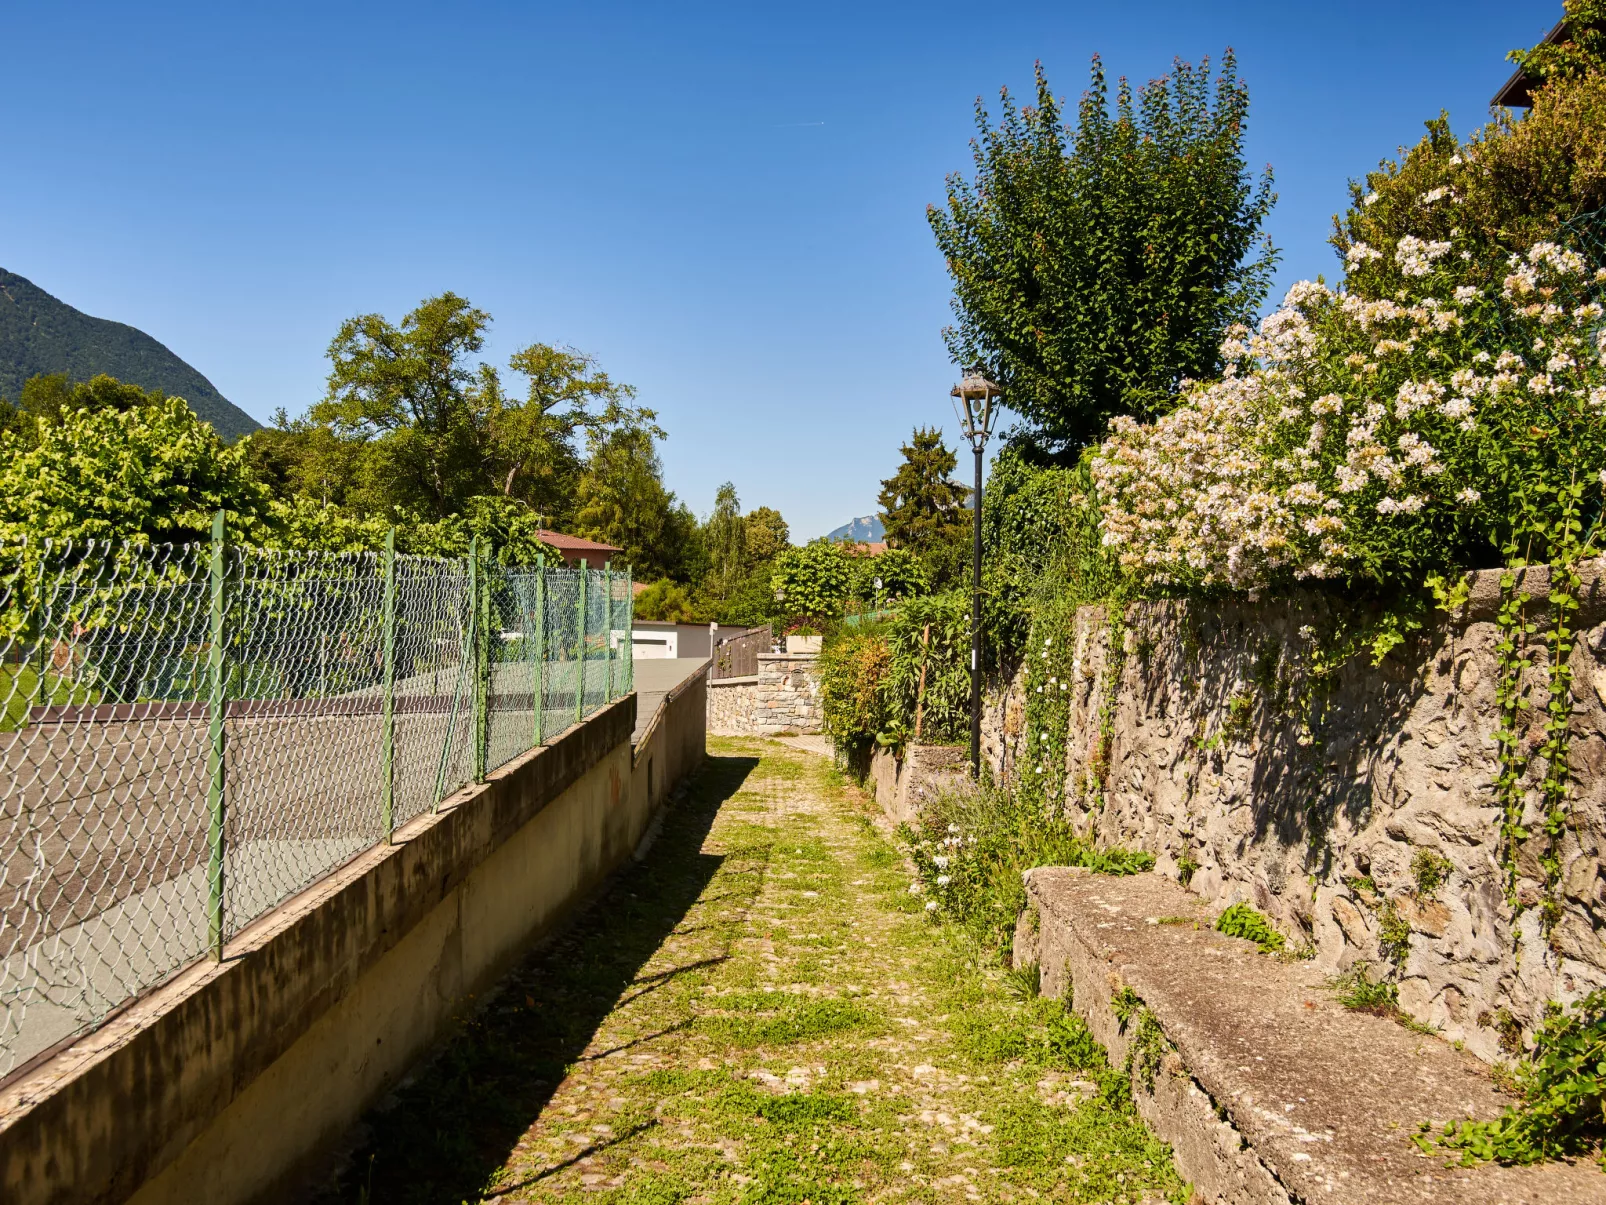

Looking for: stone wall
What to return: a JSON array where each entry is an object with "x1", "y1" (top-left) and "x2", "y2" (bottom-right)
[
  {"x1": 983, "y1": 564, "x2": 1606, "y2": 1064},
  {"x1": 707, "y1": 653, "x2": 822, "y2": 736}
]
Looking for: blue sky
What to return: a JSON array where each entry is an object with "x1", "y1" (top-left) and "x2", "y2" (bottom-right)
[{"x1": 1, "y1": 1, "x2": 1556, "y2": 539}]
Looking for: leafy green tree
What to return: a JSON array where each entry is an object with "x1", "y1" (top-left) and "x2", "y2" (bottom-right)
[
  {"x1": 0, "y1": 373, "x2": 168, "y2": 447},
  {"x1": 308, "y1": 295, "x2": 659, "y2": 526},
  {"x1": 744, "y1": 506, "x2": 789, "y2": 565},
  {"x1": 0, "y1": 394, "x2": 274, "y2": 545},
  {"x1": 877, "y1": 427, "x2": 970, "y2": 556},
  {"x1": 771, "y1": 542, "x2": 852, "y2": 623},
  {"x1": 313, "y1": 293, "x2": 497, "y2": 518},
  {"x1": 849, "y1": 548, "x2": 927, "y2": 605},
  {"x1": 635, "y1": 578, "x2": 699, "y2": 622},
  {"x1": 491, "y1": 343, "x2": 659, "y2": 519},
  {"x1": 705, "y1": 482, "x2": 747, "y2": 594},
  {"x1": 573, "y1": 427, "x2": 695, "y2": 579},
  {"x1": 714, "y1": 567, "x2": 779, "y2": 627},
  {"x1": 929, "y1": 54, "x2": 1277, "y2": 456},
  {"x1": 405, "y1": 495, "x2": 560, "y2": 565}
]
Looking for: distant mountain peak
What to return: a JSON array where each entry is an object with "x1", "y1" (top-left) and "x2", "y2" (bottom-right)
[
  {"x1": 826, "y1": 515, "x2": 885, "y2": 543},
  {"x1": 0, "y1": 268, "x2": 259, "y2": 442}
]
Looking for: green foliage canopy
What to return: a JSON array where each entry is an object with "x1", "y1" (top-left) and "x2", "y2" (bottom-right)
[
  {"x1": 0, "y1": 394, "x2": 274, "y2": 546},
  {"x1": 877, "y1": 427, "x2": 970, "y2": 556},
  {"x1": 771, "y1": 542, "x2": 851, "y2": 623},
  {"x1": 929, "y1": 54, "x2": 1276, "y2": 456}
]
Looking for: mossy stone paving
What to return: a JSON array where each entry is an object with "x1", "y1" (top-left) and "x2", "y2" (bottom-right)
[{"x1": 315, "y1": 738, "x2": 1185, "y2": 1204}]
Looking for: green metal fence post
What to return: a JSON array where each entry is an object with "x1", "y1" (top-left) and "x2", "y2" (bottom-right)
[
  {"x1": 206, "y1": 510, "x2": 227, "y2": 961},
  {"x1": 575, "y1": 563, "x2": 588, "y2": 724},
  {"x1": 533, "y1": 552, "x2": 545, "y2": 749},
  {"x1": 603, "y1": 561, "x2": 613, "y2": 703},
  {"x1": 624, "y1": 566, "x2": 633, "y2": 694},
  {"x1": 381, "y1": 526, "x2": 397, "y2": 841},
  {"x1": 471, "y1": 538, "x2": 487, "y2": 782}
]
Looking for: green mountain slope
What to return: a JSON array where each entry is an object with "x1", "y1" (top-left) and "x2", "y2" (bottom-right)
[{"x1": 0, "y1": 268, "x2": 260, "y2": 442}]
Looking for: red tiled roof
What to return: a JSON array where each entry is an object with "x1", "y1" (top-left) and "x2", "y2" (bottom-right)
[
  {"x1": 537, "y1": 529, "x2": 624, "y2": 555},
  {"x1": 841, "y1": 541, "x2": 889, "y2": 556}
]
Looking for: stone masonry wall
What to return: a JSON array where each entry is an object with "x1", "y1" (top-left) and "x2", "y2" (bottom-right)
[
  {"x1": 707, "y1": 653, "x2": 822, "y2": 736},
  {"x1": 982, "y1": 564, "x2": 1606, "y2": 1064}
]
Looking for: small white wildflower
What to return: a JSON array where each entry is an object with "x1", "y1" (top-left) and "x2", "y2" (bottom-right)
[
  {"x1": 908, "y1": 881, "x2": 922, "y2": 895},
  {"x1": 1453, "y1": 285, "x2": 1479, "y2": 303},
  {"x1": 933, "y1": 856, "x2": 949, "y2": 870},
  {"x1": 925, "y1": 900, "x2": 939, "y2": 912},
  {"x1": 1456, "y1": 488, "x2": 1481, "y2": 504},
  {"x1": 935, "y1": 874, "x2": 951, "y2": 887},
  {"x1": 1362, "y1": 192, "x2": 1378, "y2": 206}
]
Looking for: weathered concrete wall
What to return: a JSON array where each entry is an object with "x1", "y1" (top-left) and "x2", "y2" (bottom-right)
[
  {"x1": 869, "y1": 744, "x2": 970, "y2": 827},
  {"x1": 0, "y1": 684, "x2": 705, "y2": 1205},
  {"x1": 707, "y1": 653, "x2": 822, "y2": 736},
  {"x1": 983, "y1": 564, "x2": 1606, "y2": 1063}
]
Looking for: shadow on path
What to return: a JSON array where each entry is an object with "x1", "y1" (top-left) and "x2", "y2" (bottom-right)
[{"x1": 307, "y1": 753, "x2": 762, "y2": 1205}]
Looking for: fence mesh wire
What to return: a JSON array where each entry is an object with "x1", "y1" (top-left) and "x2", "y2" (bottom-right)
[{"x1": 0, "y1": 540, "x2": 632, "y2": 1078}]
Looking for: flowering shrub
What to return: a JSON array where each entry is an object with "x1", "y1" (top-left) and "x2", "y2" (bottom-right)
[{"x1": 1093, "y1": 234, "x2": 1606, "y2": 590}]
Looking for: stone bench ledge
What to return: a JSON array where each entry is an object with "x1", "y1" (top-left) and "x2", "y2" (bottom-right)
[{"x1": 1018, "y1": 867, "x2": 1606, "y2": 1205}]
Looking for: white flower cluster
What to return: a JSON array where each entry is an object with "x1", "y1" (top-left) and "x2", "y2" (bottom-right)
[
  {"x1": 1395, "y1": 235, "x2": 1453, "y2": 277},
  {"x1": 1093, "y1": 237, "x2": 1604, "y2": 589}
]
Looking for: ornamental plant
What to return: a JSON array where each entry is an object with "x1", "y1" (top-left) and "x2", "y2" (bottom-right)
[
  {"x1": 930, "y1": 53, "x2": 1277, "y2": 455},
  {"x1": 1093, "y1": 232, "x2": 1606, "y2": 591},
  {"x1": 771, "y1": 541, "x2": 851, "y2": 622}
]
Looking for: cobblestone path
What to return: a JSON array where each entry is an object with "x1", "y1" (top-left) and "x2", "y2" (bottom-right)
[{"x1": 314, "y1": 738, "x2": 1183, "y2": 1204}]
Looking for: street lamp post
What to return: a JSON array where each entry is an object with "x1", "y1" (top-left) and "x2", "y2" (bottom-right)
[{"x1": 952, "y1": 363, "x2": 1002, "y2": 777}]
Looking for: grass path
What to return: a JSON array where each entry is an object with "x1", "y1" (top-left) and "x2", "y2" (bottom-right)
[{"x1": 314, "y1": 738, "x2": 1184, "y2": 1204}]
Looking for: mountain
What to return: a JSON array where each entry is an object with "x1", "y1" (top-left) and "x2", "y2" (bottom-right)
[
  {"x1": 0, "y1": 268, "x2": 260, "y2": 442},
  {"x1": 826, "y1": 514, "x2": 885, "y2": 543}
]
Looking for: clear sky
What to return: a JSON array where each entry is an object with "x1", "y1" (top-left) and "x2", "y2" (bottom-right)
[{"x1": 0, "y1": 1, "x2": 1558, "y2": 539}]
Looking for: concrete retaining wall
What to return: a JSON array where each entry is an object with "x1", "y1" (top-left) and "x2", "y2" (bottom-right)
[
  {"x1": 869, "y1": 744, "x2": 970, "y2": 827},
  {"x1": 982, "y1": 565, "x2": 1606, "y2": 1063},
  {"x1": 707, "y1": 653, "x2": 822, "y2": 736},
  {"x1": 0, "y1": 678, "x2": 705, "y2": 1205}
]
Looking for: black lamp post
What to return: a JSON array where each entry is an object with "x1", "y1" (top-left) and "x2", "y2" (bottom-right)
[{"x1": 951, "y1": 363, "x2": 1002, "y2": 777}]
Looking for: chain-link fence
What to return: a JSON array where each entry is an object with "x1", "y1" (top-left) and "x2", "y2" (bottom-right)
[{"x1": 0, "y1": 523, "x2": 633, "y2": 1078}]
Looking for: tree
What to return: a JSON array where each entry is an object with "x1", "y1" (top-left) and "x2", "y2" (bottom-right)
[
  {"x1": 929, "y1": 55, "x2": 1277, "y2": 457},
  {"x1": 877, "y1": 427, "x2": 970, "y2": 556},
  {"x1": 771, "y1": 542, "x2": 852, "y2": 624},
  {"x1": 573, "y1": 427, "x2": 694, "y2": 580},
  {"x1": 705, "y1": 482, "x2": 747, "y2": 595},
  {"x1": 849, "y1": 547, "x2": 927, "y2": 605},
  {"x1": 635, "y1": 579, "x2": 699, "y2": 622},
  {"x1": 0, "y1": 394, "x2": 274, "y2": 546},
  {"x1": 0, "y1": 373, "x2": 166, "y2": 447},
  {"x1": 490, "y1": 343, "x2": 659, "y2": 520},
  {"x1": 313, "y1": 293, "x2": 496, "y2": 518},
  {"x1": 744, "y1": 506, "x2": 789, "y2": 565}
]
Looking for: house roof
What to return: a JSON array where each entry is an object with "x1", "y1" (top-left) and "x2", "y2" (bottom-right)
[
  {"x1": 841, "y1": 541, "x2": 889, "y2": 556},
  {"x1": 1492, "y1": 17, "x2": 1575, "y2": 108},
  {"x1": 537, "y1": 528, "x2": 624, "y2": 556}
]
